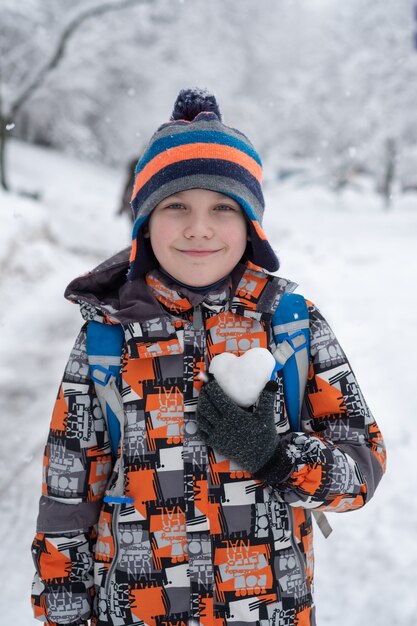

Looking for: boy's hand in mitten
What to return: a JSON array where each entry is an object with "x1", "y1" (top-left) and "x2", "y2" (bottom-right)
[{"x1": 197, "y1": 378, "x2": 290, "y2": 475}]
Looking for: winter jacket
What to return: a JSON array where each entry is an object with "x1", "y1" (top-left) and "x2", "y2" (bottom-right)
[{"x1": 31, "y1": 249, "x2": 386, "y2": 626}]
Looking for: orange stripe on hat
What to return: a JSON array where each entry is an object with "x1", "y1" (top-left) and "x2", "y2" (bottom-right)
[{"x1": 131, "y1": 143, "x2": 262, "y2": 200}]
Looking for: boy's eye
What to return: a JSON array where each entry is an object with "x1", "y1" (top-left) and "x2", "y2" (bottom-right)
[
  {"x1": 166, "y1": 203, "x2": 185, "y2": 210},
  {"x1": 215, "y1": 204, "x2": 239, "y2": 212}
]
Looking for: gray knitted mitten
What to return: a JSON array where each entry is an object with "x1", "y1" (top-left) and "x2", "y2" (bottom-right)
[{"x1": 196, "y1": 379, "x2": 280, "y2": 474}]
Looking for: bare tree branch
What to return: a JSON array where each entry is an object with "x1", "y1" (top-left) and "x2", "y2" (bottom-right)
[
  {"x1": 9, "y1": 0, "x2": 150, "y2": 118},
  {"x1": 0, "y1": 0, "x2": 150, "y2": 191}
]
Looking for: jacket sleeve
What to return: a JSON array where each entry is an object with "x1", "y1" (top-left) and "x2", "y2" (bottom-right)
[
  {"x1": 31, "y1": 325, "x2": 113, "y2": 626},
  {"x1": 256, "y1": 301, "x2": 386, "y2": 512}
]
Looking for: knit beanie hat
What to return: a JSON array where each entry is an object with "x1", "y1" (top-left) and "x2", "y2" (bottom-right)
[{"x1": 128, "y1": 88, "x2": 279, "y2": 279}]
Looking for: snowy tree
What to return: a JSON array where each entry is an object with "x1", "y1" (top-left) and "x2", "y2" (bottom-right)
[
  {"x1": 0, "y1": 0, "x2": 155, "y2": 191},
  {"x1": 2, "y1": 0, "x2": 416, "y2": 197}
]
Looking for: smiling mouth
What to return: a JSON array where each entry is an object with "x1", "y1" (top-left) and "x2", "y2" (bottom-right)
[{"x1": 178, "y1": 249, "x2": 221, "y2": 256}]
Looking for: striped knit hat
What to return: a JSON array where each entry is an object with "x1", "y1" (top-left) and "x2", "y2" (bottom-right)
[{"x1": 128, "y1": 88, "x2": 279, "y2": 279}]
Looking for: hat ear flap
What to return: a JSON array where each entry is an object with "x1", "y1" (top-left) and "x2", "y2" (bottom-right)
[
  {"x1": 128, "y1": 226, "x2": 158, "y2": 280},
  {"x1": 244, "y1": 220, "x2": 280, "y2": 272}
]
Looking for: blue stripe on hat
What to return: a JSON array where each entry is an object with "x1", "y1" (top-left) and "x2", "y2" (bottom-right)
[{"x1": 135, "y1": 130, "x2": 263, "y2": 173}]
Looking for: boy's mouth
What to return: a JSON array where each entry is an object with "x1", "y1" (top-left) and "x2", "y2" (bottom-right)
[{"x1": 178, "y1": 249, "x2": 221, "y2": 257}]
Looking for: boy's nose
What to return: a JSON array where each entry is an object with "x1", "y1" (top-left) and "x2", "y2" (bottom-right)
[{"x1": 183, "y1": 217, "x2": 214, "y2": 238}]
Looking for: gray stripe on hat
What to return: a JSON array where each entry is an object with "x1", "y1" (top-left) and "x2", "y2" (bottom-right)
[
  {"x1": 135, "y1": 174, "x2": 265, "y2": 225},
  {"x1": 145, "y1": 118, "x2": 257, "y2": 152}
]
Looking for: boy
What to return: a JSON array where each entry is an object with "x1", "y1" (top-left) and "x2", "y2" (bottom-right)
[{"x1": 31, "y1": 88, "x2": 386, "y2": 626}]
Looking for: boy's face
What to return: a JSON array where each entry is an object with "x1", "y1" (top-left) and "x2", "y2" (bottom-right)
[{"x1": 146, "y1": 189, "x2": 248, "y2": 287}]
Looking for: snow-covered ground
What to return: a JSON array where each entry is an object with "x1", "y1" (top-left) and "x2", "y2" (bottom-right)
[{"x1": 1, "y1": 139, "x2": 415, "y2": 625}]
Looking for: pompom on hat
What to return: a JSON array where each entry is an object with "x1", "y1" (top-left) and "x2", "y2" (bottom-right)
[{"x1": 128, "y1": 88, "x2": 279, "y2": 279}]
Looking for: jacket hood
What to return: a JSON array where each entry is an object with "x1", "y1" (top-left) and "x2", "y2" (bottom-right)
[
  {"x1": 64, "y1": 247, "x2": 297, "y2": 325},
  {"x1": 65, "y1": 247, "x2": 162, "y2": 325}
]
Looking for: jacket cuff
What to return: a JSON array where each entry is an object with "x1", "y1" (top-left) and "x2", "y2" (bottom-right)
[{"x1": 253, "y1": 437, "x2": 295, "y2": 486}]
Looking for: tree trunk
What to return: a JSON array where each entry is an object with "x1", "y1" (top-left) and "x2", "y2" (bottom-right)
[
  {"x1": 381, "y1": 138, "x2": 396, "y2": 209},
  {"x1": 0, "y1": 117, "x2": 10, "y2": 192}
]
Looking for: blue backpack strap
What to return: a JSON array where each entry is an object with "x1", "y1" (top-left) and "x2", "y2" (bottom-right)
[
  {"x1": 271, "y1": 295, "x2": 333, "y2": 538},
  {"x1": 86, "y1": 321, "x2": 134, "y2": 504},
  {"x1": 86, "y1": 321, "x2": 125, "y2": 457},
  {"x1": 271, "y1": 292, "x2": 310, "y2": 431}
]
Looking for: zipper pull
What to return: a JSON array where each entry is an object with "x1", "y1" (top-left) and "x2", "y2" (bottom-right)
[{"x1": 192, "y1": 305, "x2": 203, "y2": 330}]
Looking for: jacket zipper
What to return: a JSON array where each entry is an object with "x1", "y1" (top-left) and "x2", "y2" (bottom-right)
[
  {"x1": 192, "y1": 304, "x2": 203, "y2": 330},
  {"x1": 104, "y1": 503, "x2": 121, "y2": 596},
  {"x1": 286, "y1": 502, "x2": 307, "y2": 581}
]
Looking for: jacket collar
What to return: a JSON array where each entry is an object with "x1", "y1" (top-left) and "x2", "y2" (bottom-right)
[
  {"x1": 64, "y1": 247, "x2": 297, "y2": 325},
  {"x1": 145, "y1": 269, "x2": 232, "y2": 315}
]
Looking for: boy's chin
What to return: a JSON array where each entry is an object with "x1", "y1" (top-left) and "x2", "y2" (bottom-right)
[
  {"x1": 175, "y1": 269, "x2": 226, "y2": 288},
  {"x1": 183, "y1": 276, "x2": 221, "y2": 288}
]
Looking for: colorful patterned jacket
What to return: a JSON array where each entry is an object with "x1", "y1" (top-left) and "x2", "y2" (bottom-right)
[{"x1": 31, "y1": 249, "x2": 386, "y2": 626}]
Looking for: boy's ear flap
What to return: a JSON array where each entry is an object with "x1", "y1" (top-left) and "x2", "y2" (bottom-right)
[
  {"x1": 128, "y1": 228, "x2": 159, "y2": 278},
  {"x1": 143, "y1": 223, "x2": 150, "y2": 239}
]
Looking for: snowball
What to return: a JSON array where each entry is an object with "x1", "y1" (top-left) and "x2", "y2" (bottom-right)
[{"x1": 209, "y1": 348, "x2": 276, "y2": 408}]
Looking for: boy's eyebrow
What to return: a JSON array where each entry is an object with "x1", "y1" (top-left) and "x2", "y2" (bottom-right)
[{"x1": 161, "y1": 194, "x2": 184, "y2": 201}]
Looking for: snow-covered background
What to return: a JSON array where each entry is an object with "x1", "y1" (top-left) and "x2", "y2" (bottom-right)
[
  {"x1": 1, "y1": 0, "x2": 417, "y2": 624},
  {"x1": 2, "y1": 0, "x2": 417, "y2": 190},
  {"x1": 1, "y1": 138, "x2": 415, "y2": 626}
]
